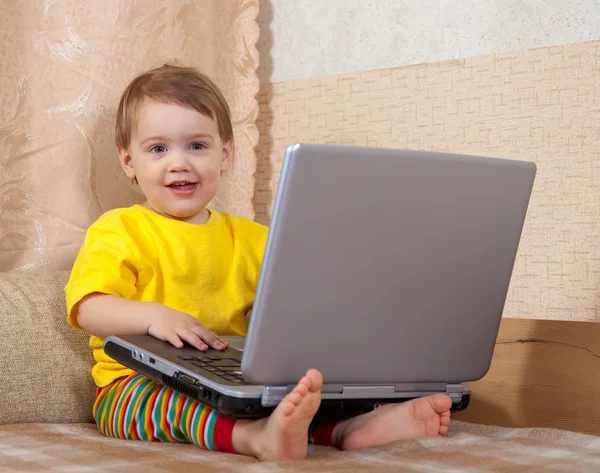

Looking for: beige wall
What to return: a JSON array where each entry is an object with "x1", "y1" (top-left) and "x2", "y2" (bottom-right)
[
  {"x1": 257, "y1": 0, "x2": 600, "y2": 83},
  {"x1": 254, "y1": 40, "x2": 600, "y2": 322}
]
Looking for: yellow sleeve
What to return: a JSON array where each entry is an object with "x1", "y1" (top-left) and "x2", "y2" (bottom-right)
[
  {"x1": 242, "y1": 219, "x2": 269, "y2": 288},
  {"x1": 249, "y1": 222, "x2": 269, "y2": 265},
  {"x1": 65, "y1": 218, "x2": 139, "y2": 329}
]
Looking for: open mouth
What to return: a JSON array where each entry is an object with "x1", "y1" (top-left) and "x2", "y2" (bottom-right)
[{"x1": 167, "y1": 181, "x2": 198, "y2": 193}]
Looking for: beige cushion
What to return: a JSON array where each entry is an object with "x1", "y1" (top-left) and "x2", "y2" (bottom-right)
[
  {"x1": 0, "y1": 271, "x2": 95, "y2": 425},
  {"x1": 0, "y1": 421, "x2": 599, "y2": 471}
]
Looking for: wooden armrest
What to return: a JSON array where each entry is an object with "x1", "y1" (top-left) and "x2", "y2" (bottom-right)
[{"x1": 453, "y1": 317, "x2": 600, "y2": 436}]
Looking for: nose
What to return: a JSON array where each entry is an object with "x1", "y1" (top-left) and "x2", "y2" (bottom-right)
[{"x1": 167, "y1": 150, "x2": 191, "y2": 172}]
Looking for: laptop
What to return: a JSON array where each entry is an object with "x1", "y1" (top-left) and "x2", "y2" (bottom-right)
[{"x1": 104, "y1": 143, "x2": 536, "y2": 418}]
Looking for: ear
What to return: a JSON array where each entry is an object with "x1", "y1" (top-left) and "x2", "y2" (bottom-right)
[
  {"x1": 220, "y1": 140, "x2": 233, "y2": 173},
  {"x1": 118, "y1": 147, "x2": 136, "y2": 179}
]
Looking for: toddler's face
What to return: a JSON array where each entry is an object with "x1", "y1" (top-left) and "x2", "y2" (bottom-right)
[{"x1": 119, "y1": 101, "x2": 231, "y2": 224}]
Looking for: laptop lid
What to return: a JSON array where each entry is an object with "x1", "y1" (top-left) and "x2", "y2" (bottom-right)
[{"x1": 242, "y1": 143, "x2": 536, "y2": 386}]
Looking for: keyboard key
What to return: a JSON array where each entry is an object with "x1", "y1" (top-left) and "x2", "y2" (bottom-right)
[{"x1": 209, "y1": 359, "x2": 241, "y2": 367}]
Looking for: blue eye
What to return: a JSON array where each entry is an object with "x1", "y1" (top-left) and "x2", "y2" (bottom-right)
[
  {"x1": 150, "y1": 145, "x2": 167, "y2": 153},
  {"x1": 190, "y1": 142, "x2": 205, "y2": 151}
]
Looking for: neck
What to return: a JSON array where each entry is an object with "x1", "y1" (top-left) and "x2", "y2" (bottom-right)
[{"x1": 141, "y1": 202, "x2": 210, "y2": 225}]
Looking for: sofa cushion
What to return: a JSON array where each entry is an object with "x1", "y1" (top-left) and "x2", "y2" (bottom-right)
[
  {"x1": 0, "y1": 421, "x2": 599, "y2": 472},
  {"x1": 0, "y1": 271, "x2": 95, "y2": 425}
]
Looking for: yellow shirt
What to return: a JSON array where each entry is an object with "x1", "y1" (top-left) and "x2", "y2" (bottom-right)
[{"x1": 65, "y1": 204, "x2": 268, "y2": 387}]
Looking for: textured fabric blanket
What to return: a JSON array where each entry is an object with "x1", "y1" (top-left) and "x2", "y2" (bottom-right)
[{"x1": 1, "y1": 421, "x2": 599, "y2": 472}]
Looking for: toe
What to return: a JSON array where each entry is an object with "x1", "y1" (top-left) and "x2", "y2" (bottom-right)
[
  {"x1": 305, "y1": 369, "x2": 323, "y2": 392},
  {"x1": 294, "y1": 381, "x2": 309, "y2": 398},
  {"x1": 286, "y1": 392, "x2": 304, "y2": 407},
  {"x1": 440, "y1": 425, "x2": 449, "y2": 436},
  {"x1": 433, "y1": 394, "x2": 453, "y2": 413},
  {"x1": 281, "y1": 399, "x2": 295, "y2": 416}
]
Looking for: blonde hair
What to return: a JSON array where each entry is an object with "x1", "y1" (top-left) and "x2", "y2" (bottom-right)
[{"x1": 115, "y1": 65, "x2": 234, "y2": 150}]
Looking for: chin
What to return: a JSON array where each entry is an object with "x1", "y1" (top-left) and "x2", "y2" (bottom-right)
[{"x1": 169, "y1": 207, "x2": 207, "y2": 220}]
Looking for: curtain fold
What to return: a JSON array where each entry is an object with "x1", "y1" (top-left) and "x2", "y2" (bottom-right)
[{"x1": 0, "y1": 0, "x2": 260, "y2": 272}]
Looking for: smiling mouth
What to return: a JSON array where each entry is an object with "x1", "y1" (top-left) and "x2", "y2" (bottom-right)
[{"x1": 167, "y1": 181, "x2": 198, "y2": 193}]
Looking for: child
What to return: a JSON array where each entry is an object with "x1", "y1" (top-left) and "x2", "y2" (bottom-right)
[{"x1": 65, "y1": 65, "x2": 452, "y2": 461}]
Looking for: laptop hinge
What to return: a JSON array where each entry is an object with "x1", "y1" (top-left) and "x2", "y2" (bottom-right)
[
  {"x1": 445, "y1": 384, "x2": 466, "y2": 402},
  {"x1": 261, "y1": 384, "x2": 345, "y2": 407},
  {"x1": 391, "y1": 383, "x2": 466, "y2": 402},
  {"x1": 261, "y1": 383, "x2": 469, "y2": 407},
  {"x1": 261, "y1": 386, "x2": 288, "y2": 407}
]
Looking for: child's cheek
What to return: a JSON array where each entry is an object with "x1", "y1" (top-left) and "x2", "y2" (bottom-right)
[{"x1": 204, "y1": 167, "x2": 221, "y2": 180}]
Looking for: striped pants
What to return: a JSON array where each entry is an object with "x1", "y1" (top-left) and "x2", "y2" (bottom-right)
[{"x1": 94, "y1": 373, "x2": 338, "y2": 454}]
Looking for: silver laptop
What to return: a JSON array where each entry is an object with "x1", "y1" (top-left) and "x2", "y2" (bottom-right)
[{"x1": 104, "y1": 143, "x2": 536, "y2": 418}]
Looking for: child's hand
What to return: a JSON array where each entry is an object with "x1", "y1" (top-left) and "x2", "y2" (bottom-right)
[{"x1": 147, "y1": 303, "x2": 228, "y2": 351}]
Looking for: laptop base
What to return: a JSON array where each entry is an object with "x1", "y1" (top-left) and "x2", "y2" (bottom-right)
[
  {"x1": 105, "y1": 340, "x2": 470, "y2": 418},
  {"x1": 165, "y1": 370, "x2": 471, "y2": 418}
]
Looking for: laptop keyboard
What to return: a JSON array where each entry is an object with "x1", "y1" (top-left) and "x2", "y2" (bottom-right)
[{"x1": 178, "y1": 355, "x2": 245, "y2": 384}]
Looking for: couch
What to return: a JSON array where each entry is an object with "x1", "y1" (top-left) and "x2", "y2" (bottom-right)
[{"x1": 2, "y1": 270, "x2": 600, "y2": 472}]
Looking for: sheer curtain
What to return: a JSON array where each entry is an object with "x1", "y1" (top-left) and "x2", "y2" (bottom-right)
[{"x1": 0, "y1": 0, "x2": 260, "y2": 272}]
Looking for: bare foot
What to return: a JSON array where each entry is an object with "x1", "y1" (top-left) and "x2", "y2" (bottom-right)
[
  {"x1": 232, "y1": 369, "x2": 323, "y2": 460},
  {"x1": 334, "y1": 394, "x2": 452, "y2": 450}
]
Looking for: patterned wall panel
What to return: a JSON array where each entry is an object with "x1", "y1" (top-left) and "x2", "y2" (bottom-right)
[{"x1": 255, "y1": 41, "x2": 600, "y2": 321}]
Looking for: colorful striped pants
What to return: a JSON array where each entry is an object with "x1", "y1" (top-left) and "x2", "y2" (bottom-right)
[{"x1": 94, "y1": 373, "x2": 338, "y2": 454}]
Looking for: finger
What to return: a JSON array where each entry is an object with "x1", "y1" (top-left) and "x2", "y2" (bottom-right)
[
  {"x1": 164, "y1": 331, "x2": 184, "y2": 349},
  {"x1": 177, "y1": 329, "x2": 208, "y2": 351},
  {"x1": 191, "y1": 326, "x2": 227, "y2": 350},
  {"x1": 211, "y1": 330, "x2": 228, "y2": 347}
]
